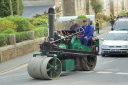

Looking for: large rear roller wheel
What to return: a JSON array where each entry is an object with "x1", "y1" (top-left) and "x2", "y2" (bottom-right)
[
  {"x1": 75, "y1": 55, "x2": 97, "y2": 71},
  {"x1": 27, "y1": 56, "x2": 62, "y2": 80}
]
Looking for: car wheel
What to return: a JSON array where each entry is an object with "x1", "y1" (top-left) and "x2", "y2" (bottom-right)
[{"x1": 101, "y1": 54, "x2": 105, "y2": 57}]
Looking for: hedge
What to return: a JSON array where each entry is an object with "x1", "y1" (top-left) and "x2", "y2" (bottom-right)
[
  {"x1": 0, "y1": 27, "x2": 48, "y2": 47},
  {"x1": 0, "y1": 33, "x2": 10, "y2": 47},
  {"x1": 15, "y1": 31, "x2": 30, "y2": 43},
  {"x1": 32, "y1": 27, "x2": 48, "y2": 39}
]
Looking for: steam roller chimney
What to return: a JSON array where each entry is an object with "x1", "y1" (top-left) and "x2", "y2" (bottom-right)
[{"x1": 48, "y1": 7, "x2": 55, "y2": 40}]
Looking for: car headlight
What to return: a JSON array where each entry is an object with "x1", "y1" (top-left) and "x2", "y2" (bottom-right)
[
  {"x1": 122, "y1": 45, "x2": 128, "y2": 48},
  {"x1": 102, "y1": 45, "x2": 108, "y2": 48}
]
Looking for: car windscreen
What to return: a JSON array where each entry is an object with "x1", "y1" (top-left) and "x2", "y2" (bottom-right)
[
  {"x1": 105, "y1": 33, "x2": 128, "y2": 40},
  {"x1": 115, "y1": 21, "x2": 128, "y2": 30}
]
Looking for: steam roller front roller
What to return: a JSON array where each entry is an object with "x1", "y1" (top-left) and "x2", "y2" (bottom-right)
[
  {"x1": 27, "y1": 56, "x2": 62, "y2": 80},
  {"x1": 75, "y1": 55, "x2": 97, "y2": 71}
]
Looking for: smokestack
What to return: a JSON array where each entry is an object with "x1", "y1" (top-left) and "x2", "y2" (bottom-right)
[{"x1": 48, "y1": 7, "x2": 55, "y2": 40}]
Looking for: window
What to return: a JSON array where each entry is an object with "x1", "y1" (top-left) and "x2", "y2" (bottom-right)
[
  {"x1": 60, "y1": 0, "x2": 62, "y2": 13},
  {"x1": 77, "y1": 0, "x2": 78, "y2": 9},
  {"x1": 80, "y1": 0, "x2": 81, "y2": 9}
]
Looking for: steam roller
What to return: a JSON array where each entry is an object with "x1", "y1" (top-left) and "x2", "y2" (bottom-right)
[{"x1": 27, "y1": 8, "x2": 99, "y2": 80}]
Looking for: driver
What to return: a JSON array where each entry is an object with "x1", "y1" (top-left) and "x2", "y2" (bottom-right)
[
  {"x1": 79, "y1": 20, "x2": 93, "y2": 46},
  {"x1": 70, "y1": 19, "x2": 80, "y2": 32}
]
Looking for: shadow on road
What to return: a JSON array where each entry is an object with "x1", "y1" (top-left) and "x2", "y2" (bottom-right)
[{"x1": 103, "y1": 55, "x2": 128, "y2": 58}]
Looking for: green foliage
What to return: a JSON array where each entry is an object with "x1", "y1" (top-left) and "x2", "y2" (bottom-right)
[
  {"x1": 77, "y1": 15, "x2": 87, "y2": 19},
  {"x1": 33, "y1": 14, "x2": 42, "y2": 18},
  {"x1": 0, "y1": 33, "x2": 9, "y2": 47},
  {"x1": 15, "y1": 31, "x2": 30, "y2": 43},
  {"x1": 44, "y1": 11, "x2": 47, "y2": 14},
  {"x1": 1, "y1": 20, "x2": 18, "y2": 31},
  {"x1": 1, "y1": 28, "x2": 16, "y2": 34},
  {"x1": 32, "y1": 27, "x2": 48, "y2": 38},
  {"x1": 90, "y1": 0, "x2": 103, "y2": 16},
  {"x1": 0, "y1": 0, "x2": 24, "y2": 17},
  {"x1": 110, "y1": 13, "x2": 113, "y2": 18},
  {"x1": 5, "y1": 15, "x2": 31, "y2": 32},
  {"x1": 96, "y1": 14, "x2": 110, "y2": 23},
  {"x1": 29, "y1": 17, "x2": 48, "y2": 26},
  {"x1": 119, "y1": 12, "x2": 128, "y2": 16}
]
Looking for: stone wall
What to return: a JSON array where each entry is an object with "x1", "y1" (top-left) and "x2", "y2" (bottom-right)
[
  {"x1": 0, "y1": 37, "x2": 44, "y2": 63},
  {"x1": 101, "y1": 21, "x2": 111, "y2": 29},
  {"x1": 23, "y1": 0, "x2": 55, "y2": 6}
]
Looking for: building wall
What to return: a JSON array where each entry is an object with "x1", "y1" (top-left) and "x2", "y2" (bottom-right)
[
  {"x1": 55, "y1": 0, "x2": 63, "y2": 17},
  {"x1": 75, "y1": 0, "x2": 86, "y2": 16},
  {"x1": 102, "y1": 0, "x2": 110, "y2": 16},
  {"x1": 109, "y1": 0, "x2": 127, "y2": 17},
  {"x1": 55, "y1": 0, "x2": 128, "y2": 17},
  {"x1": 55, "y1": 0, "x2": 86, "y2": 16},
  {"x1": 124, "y1": 0, "x2": 128, "y2": 12}
]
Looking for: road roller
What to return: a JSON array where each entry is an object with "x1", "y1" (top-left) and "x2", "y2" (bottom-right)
[{"x1": 27, "y1": 8, "x2": 99, "y2": 80}]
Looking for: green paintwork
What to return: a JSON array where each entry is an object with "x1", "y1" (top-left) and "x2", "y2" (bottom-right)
[
  {"x1": 60, "y1": 59, "x2": 74, "y2": 71},
  {"x1": 59, "y1": 44, "x2": 68, "y2": 57},
  {"x1": 70, "y1": 35, "x2": 91, "y2": 51},
  {"x1": 59, "y1": 44, "x2": 68, "y2": 49},
  {"x1": 39, "y1": 53, "x2": 61, "y2": 78},
  {"x1": 95, "y1": 41, "x2": 99, "y2": 46}
]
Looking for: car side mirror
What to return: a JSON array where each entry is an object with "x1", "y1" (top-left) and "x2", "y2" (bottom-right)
[{"x1": 100, "y1": 38, "x2": 105, "y2": 41}]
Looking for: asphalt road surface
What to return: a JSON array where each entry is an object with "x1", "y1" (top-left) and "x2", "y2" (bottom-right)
[
  {"x1": 22, "y1": 5, "x2": 54, "y2": 18},
  {"x1": 0, "y1": 27, "x2": 128, "y2": 85}
]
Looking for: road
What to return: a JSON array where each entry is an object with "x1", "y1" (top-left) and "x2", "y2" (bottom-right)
[
  {"x1": 22, "y1": 5, "x2": 54, "y2": 18},
  {"x1": 0, "y1": 27, "x2": 128, "y2": 85}
]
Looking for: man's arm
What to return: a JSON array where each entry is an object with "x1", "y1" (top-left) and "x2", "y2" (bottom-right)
[
  {"x1": 87, "y1": 25, "x2": 93, "y2": 37},
  {"x1": 80, "y1": 26, "x2": 84, "y2": 34},
  {"x1": 70, "y1": 26, "x2": 72, "y2": 30}
]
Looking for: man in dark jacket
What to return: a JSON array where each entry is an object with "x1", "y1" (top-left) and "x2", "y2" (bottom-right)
[
  {"x1": 110, "y1": 18, "x2": 115, "y2": 30},
  {"x1": 79, "y1": 20, "x2": 93, "y2": 46},
  {"x1": 70, "y1": 19, "x2": 80, "y2": 32}
]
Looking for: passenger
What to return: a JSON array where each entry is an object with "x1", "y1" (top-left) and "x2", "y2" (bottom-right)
[
  {"x1": 70, "y1": 19, "x2": 80, "y2": 32},
  {"x1": 79, "y1": 20, "x2": 93, "y2": 46},
  {"x1": 90, "y1": 20, "x2": 94, "y2": 34}
]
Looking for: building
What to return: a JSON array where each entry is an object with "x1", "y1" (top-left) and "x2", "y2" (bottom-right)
[
  {"x1": 55, "y1": 0, "x2": 128, "y2": 17},
  {"x1": 124, "y1": 0, "x2": 128, "y2": 12},
  {"x1": 109, "y1": 0, "x2": 128, "y2": 17},
  {"x1": 55, "y1": 0, "x2": 86, "y2": 17},
  {"x1": 102, "y1": 0, "x2": 110, "y2": 16}
]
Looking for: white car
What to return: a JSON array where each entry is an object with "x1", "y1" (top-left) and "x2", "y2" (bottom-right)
[{"x1": 101, "y1": 31, "x2": 128, "y2": 56}]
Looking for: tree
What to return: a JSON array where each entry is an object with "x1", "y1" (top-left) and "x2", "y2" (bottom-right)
[
  {"x1": 90, "y1": 0, "x2": 103, "y2": 17},
  {"x1": 9, "y1": 0, "x2": 13, "y2": 16},
  {"x1": 0, "y1": 0, "x2": 24, "y2": 17}
]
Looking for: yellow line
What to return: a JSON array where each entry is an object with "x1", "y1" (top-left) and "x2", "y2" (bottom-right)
[
  {"x1": 0, "y1": 30, "x2": 110, "y2": 76},
  {"x1": 97, "y1": 31, "x2": 110, "y2": 37},
  {"x1": 0, "y1": 62, "x2": 28, "y2": 76}
]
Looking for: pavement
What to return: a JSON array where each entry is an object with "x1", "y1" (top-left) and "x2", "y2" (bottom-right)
[{"x1": 1, "y1": 26, "x2": 128, "y2": 85}]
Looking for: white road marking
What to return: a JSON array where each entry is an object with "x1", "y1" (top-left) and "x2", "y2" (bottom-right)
[
  {"x1": 115, "y1": 72, "x2": 128, "y2": 75},
  {"x1": 97, "y1": 71, "x2": 113, "y2": 74}
]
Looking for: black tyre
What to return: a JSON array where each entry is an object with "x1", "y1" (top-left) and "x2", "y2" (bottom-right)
[{"x1": 101, "y1": 53, "x2": 105, "y2": 57}]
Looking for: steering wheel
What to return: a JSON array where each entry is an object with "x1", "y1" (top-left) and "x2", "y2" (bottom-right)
[{"x1": 76, "y1": 27, "x2": 85, "y2": 37}]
